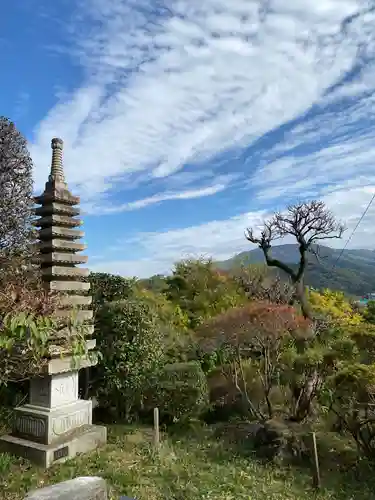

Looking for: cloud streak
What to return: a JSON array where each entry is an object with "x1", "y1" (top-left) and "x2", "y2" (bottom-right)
[
  {"x1": 27, "y1": 0, "x2": 375, "y2": 276},
  {"x1": 91, "y1": 183, "x2": 375, "y2": 278},
  {"x1": 30, "y1": 0, "x2": 374, "y2": 209},
  {"x1": 99, "y1": 177, "x2": 233, "y2": 214}
]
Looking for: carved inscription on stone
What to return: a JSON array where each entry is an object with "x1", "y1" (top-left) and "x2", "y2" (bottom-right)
[
  {"x1": 53, "y1": 446, "x2": 69, "y2": 461},
  {"x1": 15, "y1": 415, "x2": 46, "y2": 438},
  {"x1": 51, "y1": 373, "x2": 78, "y2": 407},
  {"x1": 52, "y1": 409, "x2": 88, "y2": 436}
]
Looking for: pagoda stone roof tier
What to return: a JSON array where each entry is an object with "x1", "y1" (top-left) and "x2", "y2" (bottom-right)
[
  {"x1": 34, "y1": 191, "x2": 80, "y2": 207},
  {"x1": 42, "y1": 266, "x2": 90, "y2": 279},
  {"x1": 39, "y1": 227, "x2": 85, "y2": 241},
  {"x1": 33, "y1": 215, "x2": 82, "y2": 229},
  {"x1": 48, "y1": 339, "x2": 96, "y2": 358},
  {"x1": 47, "y1": 324, "x2": 94, "y2": 341},
  {"x1": 47, "y1": 280, "x2": 91, "y2": 292},
  {"x1": 43, "y1": 350, "x2": 97, "y2": 374},
  {"x1": 35, "y1": 203, "x2": 80, "y2": 217},
  {"x1": 54, "y1": 309, "x2": 93, "y2": 322},
  {"x1": 40, "y1": 253, "x2": 88, "y2": 265},
  {"x1": 38, "y1": 240, "x2": 87, "y2": 253},
  {"x1": 60, "y1": 295, "x2": 93, "y2": 307}
]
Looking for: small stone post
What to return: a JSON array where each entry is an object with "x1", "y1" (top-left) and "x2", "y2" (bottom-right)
[{"x1": 0, "y1": 138, "x2": 106, "y2": 467}]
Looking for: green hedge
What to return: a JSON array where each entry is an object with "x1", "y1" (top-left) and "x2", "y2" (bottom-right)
[
  {"x1": 93, "y1": 299, "x2": 166, "y2": 421},
  {"x1": 147, "y1": 361, "x2": 209, "y2": 422}
]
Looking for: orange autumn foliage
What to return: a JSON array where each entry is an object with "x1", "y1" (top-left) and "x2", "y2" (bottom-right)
[{"x1": 197, "y1": 301, "x2": 312, "y2": 353}]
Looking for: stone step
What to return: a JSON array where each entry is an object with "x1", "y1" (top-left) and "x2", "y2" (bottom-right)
[
  {"x1": 38, "y1": 240, "x2": 87, "y2": 253},
  {"x1": 48, "y1": 281, "x2": 91, "y2": 292},
  {"x1": 42, "y1": 266, "x2": 90, "y2": 279},
  {"x1": 60, "y1": 295, "x2": 92, "y2": 307},
  {"x1": 39, "y1": 227, "x2": 84, "y2": 241},
  {"x1": 35, "y1": 203, "x2": 80, "y2": 217},
  {"x1": 54, "y1": 309, "x2": 93, "y2": 322},
  {"x1": 40, "y1": 253, "x2": 88, "y2": 265},
  {"x1": 34, "y1": 215, "x2": 82, "y2": 228}
]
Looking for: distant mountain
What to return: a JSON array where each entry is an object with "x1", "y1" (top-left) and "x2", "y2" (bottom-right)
[{"x1": 216, "y1": 244, "x2": 375, "y2": 297}]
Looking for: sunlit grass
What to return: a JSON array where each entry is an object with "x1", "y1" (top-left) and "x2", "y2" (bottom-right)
[{"x1": 1, "y1": 425, "x2": 374, "y2": 500}]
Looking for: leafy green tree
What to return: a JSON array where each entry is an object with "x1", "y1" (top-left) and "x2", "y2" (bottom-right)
[
  {"x1": 138, "y1": 274, "x2": 168, "y2": 294},
  {"x1": 89, "y1": 272, "x2": 136, "y2": 312},
  {"x1": 133, "y1": 287, "x2": 193, "y2": 363},
  {"x1": 166, "y1": 258, "x2": 246, "y2": 328},
  {"x1": 363, "y1": 301, "x2": 375, "y2": 325}
]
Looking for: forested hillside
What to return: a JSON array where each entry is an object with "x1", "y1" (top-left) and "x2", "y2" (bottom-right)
[{"x1": 216, "y1": 244, "x2": 375, "y2": 296}]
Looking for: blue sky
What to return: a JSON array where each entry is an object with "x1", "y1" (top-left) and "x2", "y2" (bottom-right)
[{"x1": 1, "y1": 0, "x2": 375, "y2": 277}]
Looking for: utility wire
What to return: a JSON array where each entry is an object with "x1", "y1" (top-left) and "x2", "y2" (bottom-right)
[{"x1": 331, "y1": 191, "x2": 375, "y2": 272}]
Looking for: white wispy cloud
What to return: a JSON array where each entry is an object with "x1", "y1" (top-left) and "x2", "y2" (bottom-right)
[
  {"x1": 30, "y1": 0, "x2": 374, "y2": 209},
  {"x1": 28, "y1": 0, "x2": 375, "y2": 276},
  {"x1": 90, "y1": 210, "x2": 267, "y2": 277},
  {"x1": 90, "y1": 183, "x2": 375, "y2": 278},
  {"x1": 99, "y1": 178, "x2": 233, "y2": 214}
]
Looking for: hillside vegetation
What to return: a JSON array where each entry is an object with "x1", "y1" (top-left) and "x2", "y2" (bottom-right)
[{"x1": 216, "y1": 244, "x2": 375, "y2": 296}]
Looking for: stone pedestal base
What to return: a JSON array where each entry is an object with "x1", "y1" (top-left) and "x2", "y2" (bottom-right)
[
  {"x1": 13, "y1": 400, "x2": 92, "y2": 445},
  {"x1": 0, "y1": 424, "x2": 107, "y2": 468}
]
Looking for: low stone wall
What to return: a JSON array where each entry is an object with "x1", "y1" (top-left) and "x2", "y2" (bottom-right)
[{"x1": 23, "y1": 476, "x2": 134, "y2": 500}]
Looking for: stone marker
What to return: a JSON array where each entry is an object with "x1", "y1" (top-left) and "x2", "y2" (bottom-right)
[
  {"x1": 0, "y1": 138, "x2": 106, "y2": 467},
  {"x1": 24, "y1": 476, "x2": 107, "y2": 500}
]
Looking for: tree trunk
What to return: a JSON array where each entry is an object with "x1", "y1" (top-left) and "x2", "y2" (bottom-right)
[
  {"x1": 290, "y1": 371, "x2": 320, "y2": 422},
  {"x1": 293, "y1": 278, "x2": 312, "y2": 319}
]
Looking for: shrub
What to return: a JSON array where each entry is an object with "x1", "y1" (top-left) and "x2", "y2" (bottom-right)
[
  {"x1": 89, "y1": 272, "x2": 136, "y2": 312},
  {"x1": 0, "y1": 279, "x2": 89, "y2": 385},
  {"x1": 309, "y1": 289, "x2": 363, "y2": 326},
  {"x1": 146, "y1": 361, "x2": 209, "y2": 423},
  {"x1": 197, "y1": 302, "x2": 311, "y2": 420},
  {"x1": 94, "y1": 299, "x2": 166, "y2": 421},
  {"x1": 327, "y1": 363, "x2": 375, "y2": 459}
]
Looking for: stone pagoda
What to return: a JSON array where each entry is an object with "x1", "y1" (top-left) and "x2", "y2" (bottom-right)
[{"x1": 0, "y1": 138, "x2": 106, "y2": 468}]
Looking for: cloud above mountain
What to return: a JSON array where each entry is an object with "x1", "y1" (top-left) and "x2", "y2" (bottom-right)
[{"x1": 25, "y1": 0, "x2": 375, "y2": 276}]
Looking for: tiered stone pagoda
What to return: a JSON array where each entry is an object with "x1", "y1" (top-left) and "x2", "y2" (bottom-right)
[{"x1": 0, "y1": 138, "x2": 106, "y2": 468}]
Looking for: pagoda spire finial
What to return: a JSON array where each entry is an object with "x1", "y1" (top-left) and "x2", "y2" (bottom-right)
[{"x1": 49, "y1": 137, "x2": 65, "y2": 182}]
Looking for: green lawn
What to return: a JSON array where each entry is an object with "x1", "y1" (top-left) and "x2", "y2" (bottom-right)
[{"x1": 0, "y1": 425, "x2": 374, "y2": 500}]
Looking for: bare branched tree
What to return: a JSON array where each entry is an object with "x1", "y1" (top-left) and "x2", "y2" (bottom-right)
[
  {"x1": 245, "y1": 201, "x2": 345, "y2": 319},
  {"x1": 0, "y1": 117, "x2": 35, "y2": 273}
]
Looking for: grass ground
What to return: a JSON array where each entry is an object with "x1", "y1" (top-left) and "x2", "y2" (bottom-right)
[{"x1": 1, "y1": 424, "x2": 375, "y2": 500}]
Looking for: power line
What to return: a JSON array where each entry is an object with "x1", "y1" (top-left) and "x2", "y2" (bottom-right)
[{"x1": 331, "y1": 191, "x2": 375, "y2": 272}]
